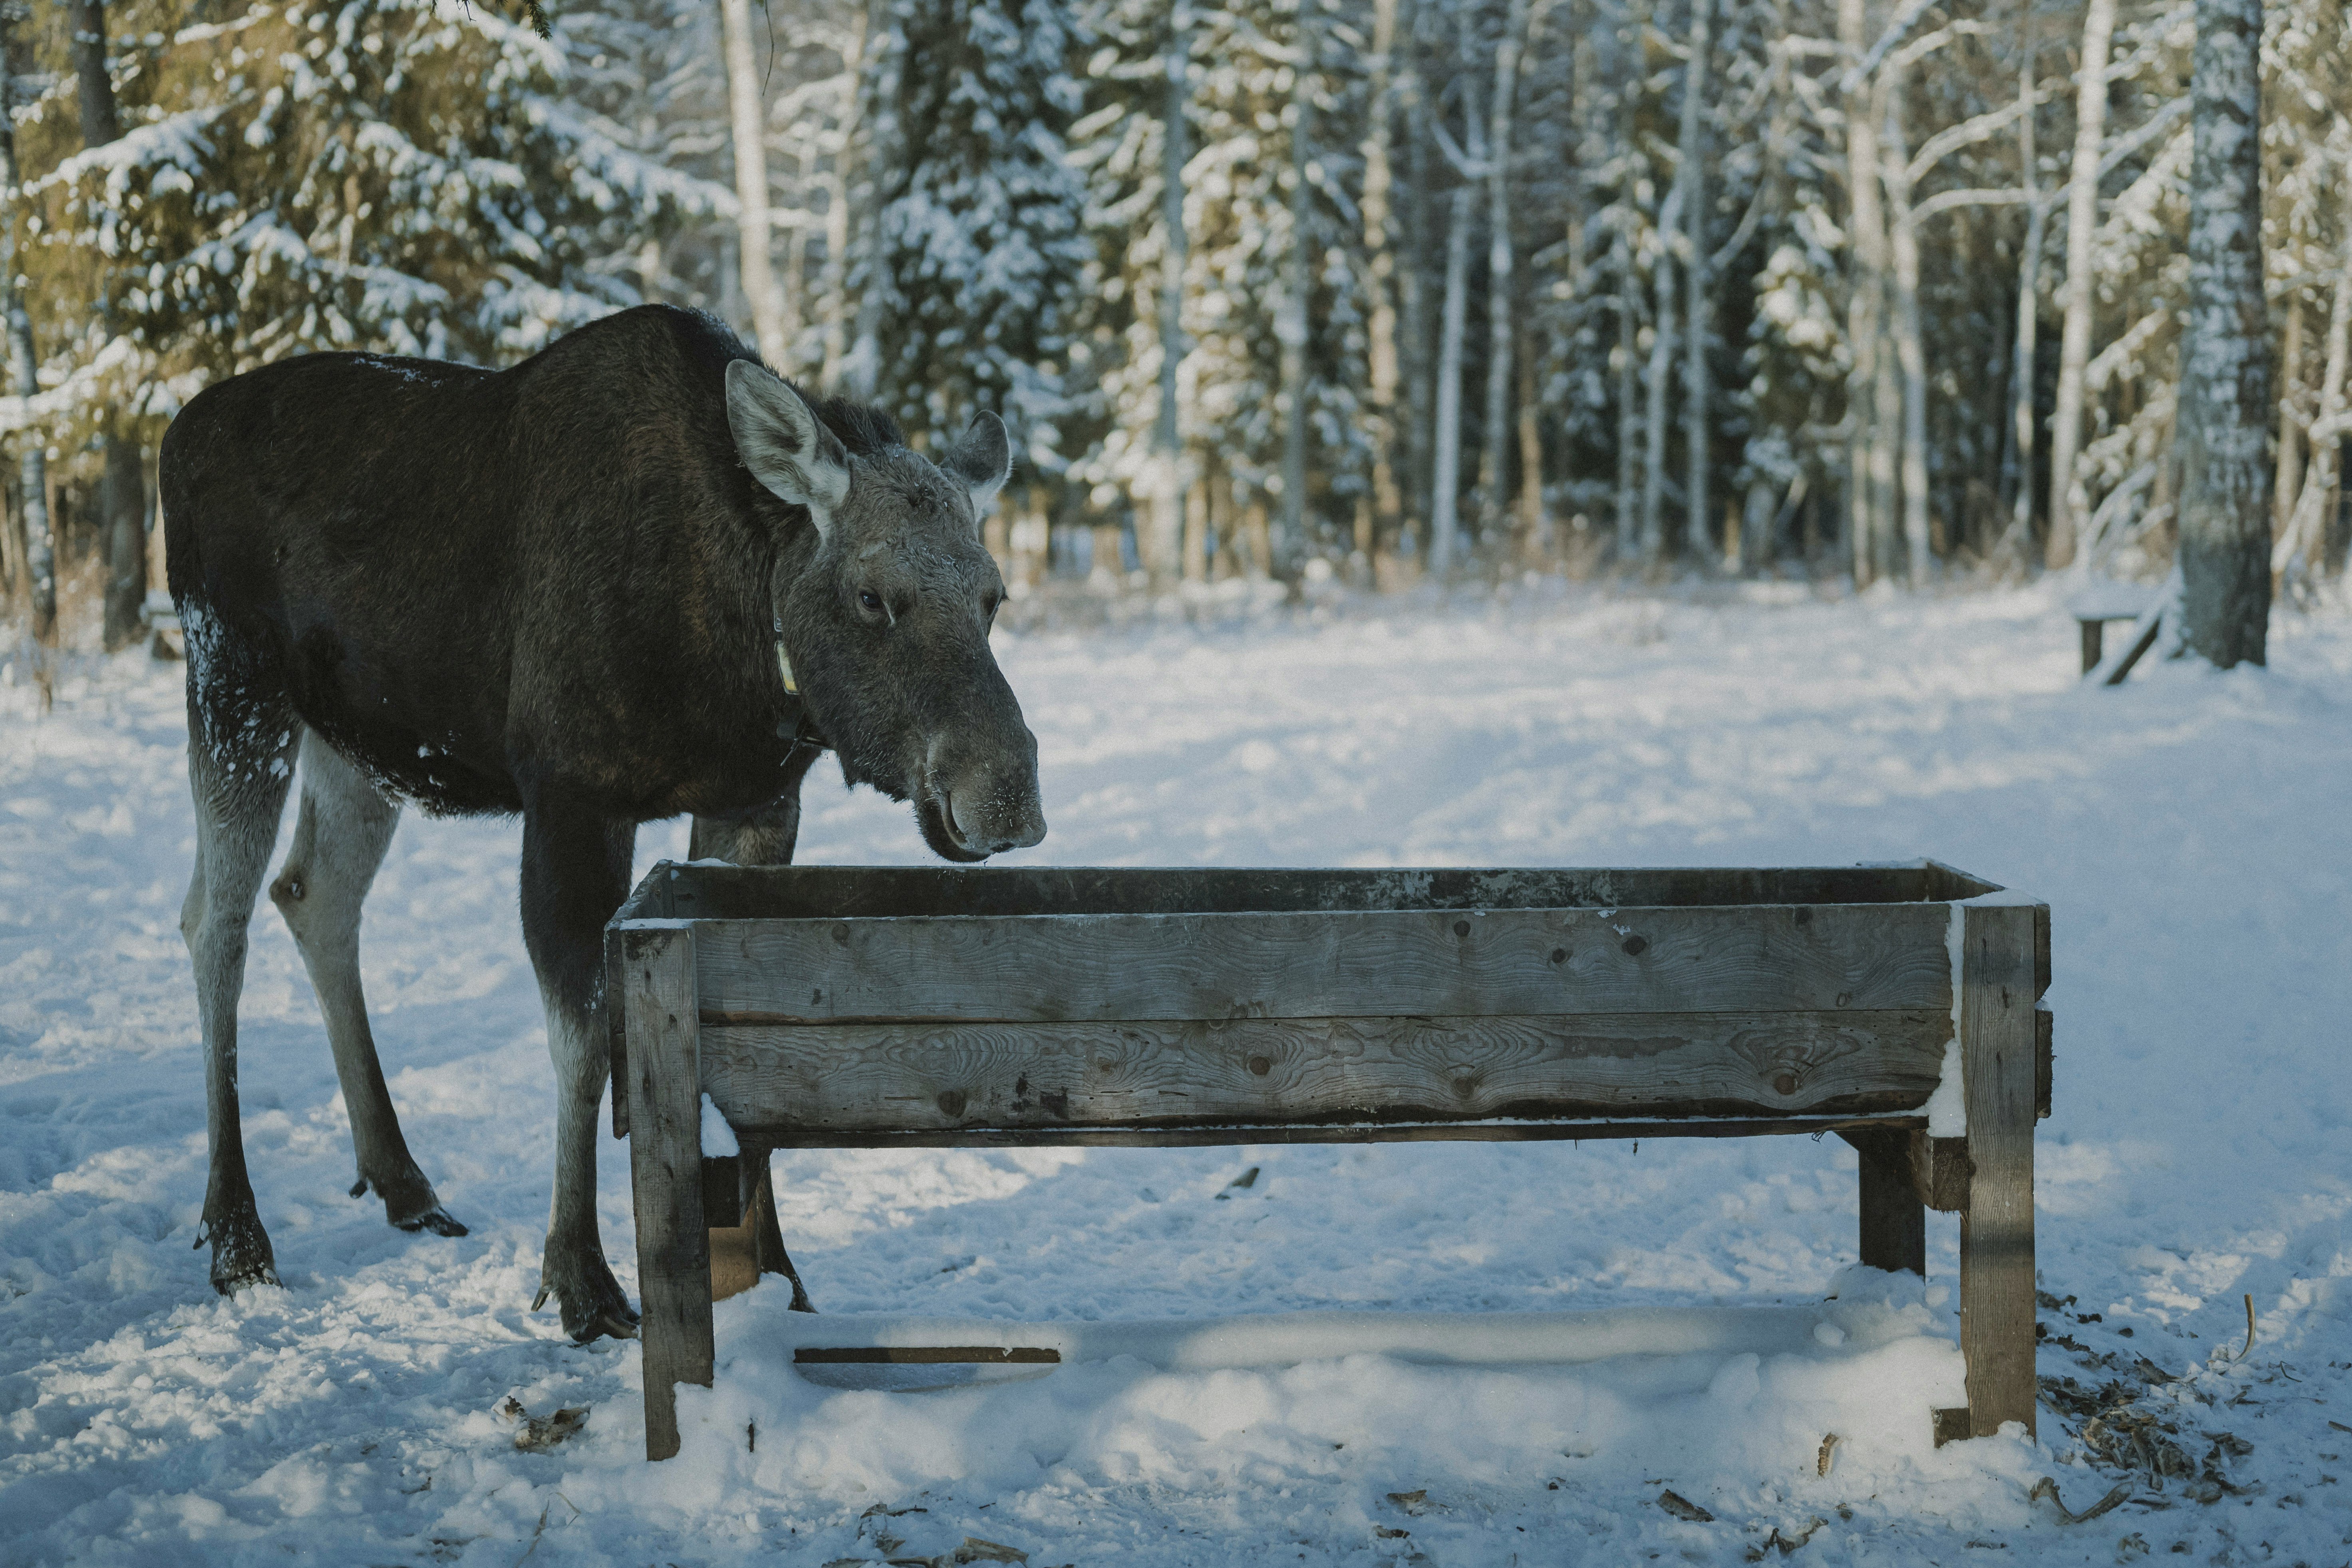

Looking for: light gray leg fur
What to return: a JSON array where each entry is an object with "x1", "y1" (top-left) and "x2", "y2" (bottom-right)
[
  {"x1": 181, "y1": 702, "x2": 299, "y2": 1294},
  {"x1": 268, "y1": 733, "x2": 465, "y2": 1237},
  {"x1": 533, "y1": 996, "x2": 638, "y2": 1338}
]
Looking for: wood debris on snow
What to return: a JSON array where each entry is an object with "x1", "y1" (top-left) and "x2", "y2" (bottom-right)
[{"x1": 493, "y1": 1395, "x2": 588, "y2": 1452}]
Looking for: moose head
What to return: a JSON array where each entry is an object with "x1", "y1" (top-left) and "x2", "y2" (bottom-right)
[{"x1": 725, "y1": 359, "x2": 1047, "y2": 862}]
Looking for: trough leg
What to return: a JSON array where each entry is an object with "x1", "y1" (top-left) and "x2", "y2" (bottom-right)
[
  {"x1": 1957, "y1": 902, "x2": 2040, "y2": 1440},
  {"x1": 622, "y1": 926, "x2": 714, "y2": 1461},
  {"x1": 1840, "y1": 1129, "x2": 1925, "y2": 1277},
  {"x1": 690, "y1": 753, "x2": 822, "y2": 1315}
]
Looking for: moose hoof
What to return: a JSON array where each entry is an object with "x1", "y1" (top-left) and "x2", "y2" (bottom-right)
[
  {"x1": 393, "y1": 1204, "x2": 469, "y2": 1238},
  {"x1": 536, "y1": 1244, "x2": 640, "y2": 1343},
  {"x1": 360, "y1": 1170, "x2": 470, "y2": 1238},
  {"x1": 203, "y1": 1211, "x2": 282, "y2": 1296}
]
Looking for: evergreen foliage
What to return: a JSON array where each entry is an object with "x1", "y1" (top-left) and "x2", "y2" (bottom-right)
[
  {"x1": 5, "y1": 0, "x2": 2352, "y2": 638},
  {"x1": 844, "y1": 0, "x2": 1089, "y2": 463}
]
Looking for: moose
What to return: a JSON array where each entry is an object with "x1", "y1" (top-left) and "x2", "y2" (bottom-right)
[{"x1": 162, "y1": 304, "x2": 1046, "y2": 1341}]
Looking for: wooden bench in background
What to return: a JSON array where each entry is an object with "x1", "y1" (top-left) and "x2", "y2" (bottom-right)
[
  {"x1": 608, "y1": 861, "x2": 2052, "y2": 1461},
  {"x1": 2069, "y1": 576, "x2": 2165, "y2": 684}
]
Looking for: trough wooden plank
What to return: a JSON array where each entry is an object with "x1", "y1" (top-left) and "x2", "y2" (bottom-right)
[
  {"x1": 698, "y1": 1009, "x2": 1950, "y2": 1136},
  {"x1": 606, "y1": 874, "x2": 681, "y2": 1140},
  {"x1": 621, "y1": 926, "x2": 713, "y2": 1463},
  {"x1": 1957, "y1": 900, "x2": 2040, "y2": 1440},
  {"x1": 606, "y1": 924, "x2": 630, "y2": 1139},
  {"x1": 649, "y1": 861, "x2": 1959, "y2": 922},
  {"x1": 691, "y1": 903, "x2": 1955, "y2": 1025},
  {"x1": 697, "y1": 1113, "x2": 1927, "y2": 1150}
]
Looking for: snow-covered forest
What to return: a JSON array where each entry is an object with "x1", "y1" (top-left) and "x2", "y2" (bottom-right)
[{"x1": 0, "y1": 0, "x2": 2348, "y2": 644}]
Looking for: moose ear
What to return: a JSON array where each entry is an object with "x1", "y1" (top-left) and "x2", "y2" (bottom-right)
[
  {"x1": 726, "y1": 360, "x2": 850, "y2": 536},
  {"x1": 943, "y1": 411, "x2": 1013, "y2": 521}
]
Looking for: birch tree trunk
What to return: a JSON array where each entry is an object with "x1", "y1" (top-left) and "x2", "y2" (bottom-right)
[
  {"x1": 837, "y1": 2, "x2": 896, "y2": 401},
  {"x1": 1478, "y1": 0, "x2": 1531, "y2": 539},
  {"x1": 2174, "y1": 0, "x2": 2271, "y2": 667},
  {"x1": 1677, "y1": 0, "x2": 1714, "y2": 564},
  {"x1": 0, "y1": 11, "x2": 51, "y2": 652},
  {"x1": 1147, "y1": 10, "x2": 1192, "y2": 593},
  {"x1": 1517, "y1": 318, "x2": 1545, "y2": 555},
  {"x1": 718, "y1": 0, "x2": 787, "y2": 367},
  {"x1": 1614, "y1": 225, "x2": 1643, "y2": 562},
  {"x1": 1612, "y1": 0, "x2": 1645, "y2": 562},
  {"x1": 1885, "y1": 88, "x2": 1931, "y2": 588},
  {"x1": 1430, "y1": 178, "x2": 1474, "y2": 576},
  {"x1": 1361, "y1": 0, "x2": 1405, "y2": 551},
  {"x1": 1838, "y1": 0, "x2": 1886, "y2": 588},
  {"x1": 2274, "y1": 135, "x2": 2352, "y2": 578},
  {"x1": 819, "y1": 11, "x2": 868, "y2": 392},
  {"x1": 73, "y1": 0, "x2": 145, "y2": 650},
  {"x1": 782, "y1": 139, "x2": 816, "y2": 366},
  {"x1": 1641, "y1": 185, "x2": 1681, "y2": 568},
  {"x1": 1401, "y1": 34, "x2": 1436, "y2": 554},
  {"x1": 2004, "y1": 27, "x2": 2044, "y2": 545},
  {"x1": 2273, "y1": 290, "x2": 2304, "y2": 536},
  {"x1": 1275, "y1": 18, "x2": 1315, "y2": 580},
  {"x1": 2045, "y1": 0, "x2": 2118, "y2": 569},
  {"x1": 1869, "y1": 308, "x2": 1901, "y2": 583}
]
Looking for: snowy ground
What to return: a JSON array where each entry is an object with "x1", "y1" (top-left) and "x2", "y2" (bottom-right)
[{"x1": 4, "y1": 581, "x2": 2350, "y2": 1567}]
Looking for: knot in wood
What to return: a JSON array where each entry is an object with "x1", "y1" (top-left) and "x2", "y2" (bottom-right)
[
  {"x1": 936, "y1": 1089, "x2": 967, "y2": 1120},
  {"x1": 1772, "y1": 1071, "x2": 1799, "y2": 1096},
  {"x1": 832, "y1": 922, "x2": 850, "y2": 945},
  {"x1": 1453, "y1": 920, "x2": 1471, "y2": 937},
  {"x1": 1247, "y1": 1055, "x2": 1272, "y2": 1077},
  {"x1": 1621, "y1": 934, "x2": 1649, "y2": 956},
  {"x1": 1549, "y1": 948, "x2": 1568, "y2": 964}
]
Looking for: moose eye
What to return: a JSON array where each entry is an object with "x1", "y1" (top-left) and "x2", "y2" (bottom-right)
[{"x1": 858, "y1": 590, "x2": 883, "y2": 614}]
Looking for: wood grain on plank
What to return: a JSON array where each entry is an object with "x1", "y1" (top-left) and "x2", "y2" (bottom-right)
[
  {"x1": 692, "y1": 903, "x2": 1955, "y2": 1025},
  {"x1": 1908, "y1": 1132, "x2": 1973, "y2": 1212},
  {"x1": 1957, "y1": 901, "x2": 2040, "y2": 1440},
  {"x1": 698, "y1": 1009, "x2": 1951, "y2": 1136},
  {"x1": 620, "y1": 925, "x2": 714, "y2": 1463},
  {"x1": 652, "y1": 861, "x2": 1967, "y2": 922}
]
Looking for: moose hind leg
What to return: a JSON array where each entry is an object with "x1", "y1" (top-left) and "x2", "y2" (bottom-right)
[
  {"x1": 270, "y1": 733, "x2": 465, "y2": 1237},
  {"x1": 181, "y1": 671, "x2": 300, "y2": 1295},
  {"x1": 521, "y1": 797, "x2": 639, "y2": 1341}
]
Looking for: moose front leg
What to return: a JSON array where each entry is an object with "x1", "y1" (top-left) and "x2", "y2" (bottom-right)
[{"x1": 521, "y1": 796, "x2": 641, "y2": 1342}]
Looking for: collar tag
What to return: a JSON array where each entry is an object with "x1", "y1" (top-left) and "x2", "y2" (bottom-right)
[{"x1": 775, "y1": 640, "x2": 799, "y2": 695}]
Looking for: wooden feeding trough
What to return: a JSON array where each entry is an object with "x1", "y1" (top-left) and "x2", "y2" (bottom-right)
[{"x1": 608, "y1": 861, "x2": 2051, "y2": 1461}]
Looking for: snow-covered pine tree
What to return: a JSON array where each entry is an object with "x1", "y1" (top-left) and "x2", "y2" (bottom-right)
[
  {"x1": 1066, "y1": 0, "x2": 1370, "y2": 584},
  {"x1": 18, "y1": 0, "x2": 724, "y2": 461},
  {"x1": 1062, "y1": 0, "x2": 1190, "y2": 586},
  {"x1": 557, "y1": 0, "x2": 730, "y2": 309},
  {"x1": 839, "y1": 0, "x2": 1089, "y2": 476}
]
